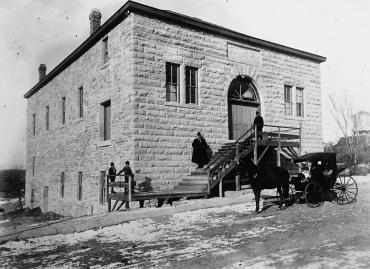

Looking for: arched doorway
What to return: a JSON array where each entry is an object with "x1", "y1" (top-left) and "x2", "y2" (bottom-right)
[{"x1": 228, "y1": 76, "x2": 260, "y2": 140}]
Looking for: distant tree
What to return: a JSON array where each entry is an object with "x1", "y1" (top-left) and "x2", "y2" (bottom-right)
[{"x1": 328, "y1": 94, "x2": 360, "y2": 173}]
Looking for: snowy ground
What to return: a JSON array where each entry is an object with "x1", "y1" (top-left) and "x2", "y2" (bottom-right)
[{"x1": 1, "y1": 176, "x2": 370, "y2": 268}]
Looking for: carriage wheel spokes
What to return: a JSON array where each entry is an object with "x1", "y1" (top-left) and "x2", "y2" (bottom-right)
[
  {"x1": 305, "y1": 182, "x2": 324, "y2": 207},
  {"x1": 332, "y1": 175, "x2": 358, "y2": 205}
]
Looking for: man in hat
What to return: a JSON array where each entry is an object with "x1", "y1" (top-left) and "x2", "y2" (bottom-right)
[
  {"x1": 192, "y1": 132, "x2": 209, "y2": 169},
  {"x1": 108, "y1": 162, "x2": 117, "y2": 194},
  {"x1": 118, "y1": 161, "x2": 135, "y2": 193},
  {"x1": 253, "y1": 111, "x2": 264, "y2": 140}
]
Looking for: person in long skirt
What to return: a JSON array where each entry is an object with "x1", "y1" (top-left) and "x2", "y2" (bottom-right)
[{"x1": 192, "y1": 132, "x2": 209, "y2": 169}]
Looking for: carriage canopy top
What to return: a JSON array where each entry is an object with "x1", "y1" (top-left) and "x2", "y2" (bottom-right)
[{"x1": 293, "y1": 152, "x2": 337, "y2": 163}]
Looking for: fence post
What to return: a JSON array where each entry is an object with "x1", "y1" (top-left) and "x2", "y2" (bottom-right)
[{"x1": 277, "y1": 126, "x2": 281, "y2": 167}]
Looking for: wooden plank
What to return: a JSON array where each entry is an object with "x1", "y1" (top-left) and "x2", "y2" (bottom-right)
[
  {"x1": 112, "y1": 200, "x2": 119, "y2": 211},
  {"x1": 108, "y1": 182, "x2": 129, "y2": 188},
  {"x1": 261, "y1": 132, "x2": 300, "y2": 140},
  {"x1": 116, "y1": 201, "x2": 126, "y2": 211},
  {"x1": 258, "y1": 141, "x2": 300, "y2": 148}
]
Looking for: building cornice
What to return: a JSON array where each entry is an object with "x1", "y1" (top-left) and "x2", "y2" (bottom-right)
[{"x1": 24, "y1": 0, "x2": 326, "y2": 99}]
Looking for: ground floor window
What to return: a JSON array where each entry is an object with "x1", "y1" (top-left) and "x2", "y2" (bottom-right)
[
  {"x1": 60, "y1": 172, "x2": 65, "y2": 198},
  {"x1": 78, "y1": 172, "x2": 83, "y2": 200},
  {"x1": 100, "y1": 171, "x2": 106, "y2": 204}
]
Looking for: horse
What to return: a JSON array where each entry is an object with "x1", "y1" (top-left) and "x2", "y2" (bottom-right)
[{"x1": 238, "y1": 157, "x2": 291, "y2": 213}]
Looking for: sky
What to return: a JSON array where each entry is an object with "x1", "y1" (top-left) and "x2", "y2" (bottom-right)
[{"x1": 1, "y1": 0, "x2": 370, "y2": 169}]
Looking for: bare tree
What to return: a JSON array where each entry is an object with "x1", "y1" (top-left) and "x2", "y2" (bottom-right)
[{"x1": 328, "y1": 94, "x2": 360, "y2": 173}]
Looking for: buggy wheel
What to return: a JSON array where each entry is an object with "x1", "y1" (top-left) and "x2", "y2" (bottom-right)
[
  {"x1": 305, "y1": 182, "x2": 324, "y2": 207},
  {"x1": 332, "y1": 175, "x2": 358, "y2": 205}
]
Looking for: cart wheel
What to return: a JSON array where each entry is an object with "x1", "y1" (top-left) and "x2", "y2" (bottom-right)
[
  {"x1": 305, "y1": 182, "x2": 324, "y2": 207},
  {"x1": 332, "y1": 175, "x2": 358, "y2": 205}
]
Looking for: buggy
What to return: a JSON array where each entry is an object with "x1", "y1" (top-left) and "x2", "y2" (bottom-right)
[{"x1": 291, "y1": 152, "x2": 358, "y2": 207}]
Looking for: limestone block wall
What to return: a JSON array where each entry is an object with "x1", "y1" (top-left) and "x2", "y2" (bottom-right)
[
  {"x1": 131, "y1": 13, "x2": 323, "y2": 190},
  {"x1": 25, "y1": 15, "x2": 135, "y2": 216}
]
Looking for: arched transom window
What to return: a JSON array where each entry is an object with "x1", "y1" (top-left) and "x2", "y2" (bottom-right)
[{"x1": 228, "y1": 76, "x2": 258, "y2": 103}]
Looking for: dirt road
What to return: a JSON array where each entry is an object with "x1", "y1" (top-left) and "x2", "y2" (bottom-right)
[{"x1": 1, "y1": 176, "x2": 370, "y2": 268}]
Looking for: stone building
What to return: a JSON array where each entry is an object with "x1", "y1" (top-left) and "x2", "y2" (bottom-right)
[{"x1": 24, "y1": 1, "x2": 326, "y2": 216}]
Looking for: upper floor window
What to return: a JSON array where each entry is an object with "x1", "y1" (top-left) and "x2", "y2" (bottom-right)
[
  {"x1": 79, "y1": 86, "x2": 84, "y2": 118},
  {"x1": 296, "y1": 87, "x2": 304, "y2": 117},
  {"x1": 165, "y1": 63, "x2": 180, "y2": 102},
  {"x1": 45, "y1": 106, "x2": 49, "y2": 130},
  {"x1": 102, "y1": 37, "x2": 108, "y2": 64},
  {"x1": 100, "y1": 100, "x2": 111, "y2": 141},
  {"x1": 284, "y1": 85, "x2": 292, "y2": 116},
  {"x1": 185, "y1": 67, "x2": 198, "y2": 104},
  {"x1": 61, "y1": 97, "x2": 66, "y2": 125},
  {"x1": 32, "y1": 113, "x2": 36, "y2": 136}
]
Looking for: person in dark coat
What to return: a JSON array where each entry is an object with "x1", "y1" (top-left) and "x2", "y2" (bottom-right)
[
  {"x1": 192, "y1": 132, "x2": 209, "y2": 169},
  {"x1": 253, "y1": 111, "x2": 264, "y2": 140},
  {"x1": 108, "y1": 162, "x2": 117, "y2": 194},
  {"x1": 117, "y1": 161, "x2": 135, "y2": 193}
]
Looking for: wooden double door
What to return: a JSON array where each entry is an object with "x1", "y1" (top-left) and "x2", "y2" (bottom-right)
[{"x1": 230, "y1": 103, "x2": 259, "y2": 140}]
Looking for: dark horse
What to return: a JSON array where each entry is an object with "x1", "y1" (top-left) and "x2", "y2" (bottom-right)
[{"x1": 238, "y1": 158, "x2": 290, "y2": 213}]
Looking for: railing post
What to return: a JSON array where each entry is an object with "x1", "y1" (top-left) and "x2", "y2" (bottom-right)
[
  {"x1": 254, "y1": 125, "x2": 258, "y2": 164},
  {"x1": 125, "y1": 176, "x2": 132, "y2": 210},
  {"x1": 277, "y1": 126, "x2": 281, "y2": 167}
]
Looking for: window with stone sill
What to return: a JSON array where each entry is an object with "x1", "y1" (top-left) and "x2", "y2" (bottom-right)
[
  {"x1": 296, "y1": 87, "x2": 304, "y2": 117},
  {"x1": 77, "y1": 172, "x2": 83, "y2": 201},
  {"x1": 32, "y1": 113, "x2": 36, "y2": 136},
  {"x1": 165, "y1": 62, "x2": 180, "y2": 102},
  {"x1": 100, "y1": 100, "x2": 111, "y2": 141},
  {"x1": 32, "y1": 156, "x2": 36, "y2": 176},
  {"x1": 284, "y1": 85, "x2": 292, "y2": 116},
  {"x1": 79, "y1": 86, "x2": 84, "y2": 118},
  {"x1": 100, "y1": 171, "x2": 106, "y2": 204},
  {"x1": 61, "y1": 97, "x2": 66, "y2": 125},
  {"x1": 185, "y1": 66, "x2": 198, "y2": 104},
  {"x1": 60, "y1": 172, "x2": 65, "y2": 198},
  {"x1": 45, "y1": 106, "x2": 50, "y2": 130}
]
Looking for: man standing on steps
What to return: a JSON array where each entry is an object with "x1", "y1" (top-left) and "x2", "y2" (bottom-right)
[{"x1": 253, "y1": 111, "x2": 264, "y2": 141}]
